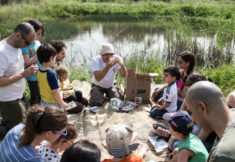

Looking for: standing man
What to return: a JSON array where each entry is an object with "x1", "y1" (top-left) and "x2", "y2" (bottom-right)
[
  {"x1": 185, "y1": 81, "x2": 235, "y2": 162},
  {"x1": 50, "y1": 40, "x2": 67, "y2": 65},
  {"x1": 0, "y1": 22, "x2": 38, "y2": 139},
  {"x1": 90, "y1": 43, "x2": 127, "y2": 106}
]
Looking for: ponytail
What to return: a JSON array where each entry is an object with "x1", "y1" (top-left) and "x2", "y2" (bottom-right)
[
  {"x1": 19, "y1": 105, "x2": 44, "y2": 147},
  {"x1": 19, "y1": 105, "x2": 67, "y2": 147}
]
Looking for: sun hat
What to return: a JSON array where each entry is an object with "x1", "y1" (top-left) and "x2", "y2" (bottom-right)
[
  {"x1": 165, "y1": 110, "x2": 193, "y2": 135},
  {"x1": 104, "y1": 124, "x2": 139, "y2": 158},
  {"x1": 100, "y1": 43, "x2": 115, "y2": 56}
]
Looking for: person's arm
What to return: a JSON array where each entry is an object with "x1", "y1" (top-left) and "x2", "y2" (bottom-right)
[
  {"x1": 198, "y1": 128, "x2": 211, "y2": 142},
  {"x1": 151, "y1": 85, "x2": 166, "y2": 100},
  {"x1": 156, "y1": 102, "x2": 170, "y2": 110},
  {"x1": 23, "y1": 53, "x2": 38, "y2": 66},
  {"x1": 177, "y1": 148, "x2": 195, "y2": 162},
  {"x1": 93, "y1": 62, "x2": 116, "y2": 82},
  {"x1": 0, "y1": 65, "x2": 38, "y2": 87},
  {"x1": 168, "y1": 136, "x2": 178, "y2": 151},
  {"x1": 51, "y1": 89, "x2": 68, "y2": 110},
  {"x1": 180, "y1": 100, "x2": 187, "y2": 111},
  {"x1": 116, "y1": 57, "x2": 127, "y2": 78}
]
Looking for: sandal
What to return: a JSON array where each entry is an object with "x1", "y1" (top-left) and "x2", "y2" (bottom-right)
[{"x1": 152, "y1": 123, "x2": 169, "y2": 130}]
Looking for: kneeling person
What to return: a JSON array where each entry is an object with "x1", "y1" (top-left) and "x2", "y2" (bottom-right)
[{"x1": 90, "y1": 43, "x2": 127, "y2": 106}]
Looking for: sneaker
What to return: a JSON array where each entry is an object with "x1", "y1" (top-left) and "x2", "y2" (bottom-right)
[{"x1": 152, "y1": 123, "x2": 169, "y2": 130}]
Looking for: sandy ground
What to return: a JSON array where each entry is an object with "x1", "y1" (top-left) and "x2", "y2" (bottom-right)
[{"x1": 70, "y1": 80, "x2": 170, "y2": 162}]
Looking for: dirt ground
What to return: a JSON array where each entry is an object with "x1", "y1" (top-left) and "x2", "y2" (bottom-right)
[{"x1": 70, "y1": 80, "x2": 170, "y2": 162}]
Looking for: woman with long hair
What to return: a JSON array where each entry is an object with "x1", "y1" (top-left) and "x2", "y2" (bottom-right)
[
  {"x1": 177, "y1": 51, "x2": 196, "y2": 99},
  {"x1": 0, "y1": 105, "x2": 68, "y2": 161},
  {"x1": 152, "y1": 51, "x2": 196, "y2": 109}
]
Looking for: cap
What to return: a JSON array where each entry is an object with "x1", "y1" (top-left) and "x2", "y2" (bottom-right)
[{"x1": 165, "y1": 110, "x2": 193, "y2": 135}]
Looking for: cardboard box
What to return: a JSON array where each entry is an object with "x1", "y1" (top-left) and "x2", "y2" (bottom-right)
[{"x1": 125, "y1": 68, "x2": 158, "y2": 104}]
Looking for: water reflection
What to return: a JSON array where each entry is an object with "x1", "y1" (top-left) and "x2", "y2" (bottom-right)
[{"x1": 63, "y1": 21, "x2": 234, "y2": 70}]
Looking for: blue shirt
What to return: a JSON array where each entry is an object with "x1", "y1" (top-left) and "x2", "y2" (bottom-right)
[
  {"x1": 21, "y1": 41, "x2": 41, "y2": 81},
  {"x1": 0, "y1": 123, "x2": 42, "y2": 162},
  {"x1": 37, "y1": 69, "x2": 60, "y2": 103}
]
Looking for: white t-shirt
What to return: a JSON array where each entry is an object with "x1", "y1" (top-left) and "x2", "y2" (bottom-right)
[
  {"x1": 163, "y1": 82, "x2": 178, "y2": 112},
  {"x1": 0, "y1": 40, "x2": 26, "y2": 101},
  {"x1": 92, "y1": 55, "x2": 122, "y2": 88}
]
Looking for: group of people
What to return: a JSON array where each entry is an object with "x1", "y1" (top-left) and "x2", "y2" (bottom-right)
[{"x1": 0, "y1": 20, "x2": 235, "y2": 162}]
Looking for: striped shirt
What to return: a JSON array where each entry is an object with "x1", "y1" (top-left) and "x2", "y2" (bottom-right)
[{"x1": 0, "y1": 123, "x2": 41, "y2": 162}]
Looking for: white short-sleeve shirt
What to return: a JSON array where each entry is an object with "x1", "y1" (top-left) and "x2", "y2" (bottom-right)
[
  {"x1": 163, "y1": 82, "x2": 178, "y2": 112},
  {"x1": 92, "y1": 55, "x2": 122, "y2": 88},
  {"x1": 0, "y1": 40, "x2": 26, "y2": 101}
]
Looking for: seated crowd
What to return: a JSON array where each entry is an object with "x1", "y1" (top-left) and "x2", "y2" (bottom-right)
[{"x1": 0, "y1": 21, "x2": 234, "y2": 162}]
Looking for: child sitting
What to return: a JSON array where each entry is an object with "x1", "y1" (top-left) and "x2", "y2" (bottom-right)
[
  {"x1": 166, "y1": 110, "x2": 208, "y2": 162},
  {"x1": 37, "y1": 44, "x2": 68, "y2": 110},
  {"x1": 103, "y1": 124, "x2": 143, "y2": 162},
  {"x1": 61, "y1": 140, "x2": 101, "y2": 162},
  {"x1": 150, "y1": 66, "x2": 180, "y2": 119},
  {"x1": 38, "y1": 124, "x2": 78, "y2": 162},
  {"x1": 55, "y1": 65, "x2": 88, "y2": 106}
]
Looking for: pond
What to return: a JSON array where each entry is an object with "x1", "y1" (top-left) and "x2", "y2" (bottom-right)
[{"x1": 62, "y1": 20, "x2": 235, "y2": 70}]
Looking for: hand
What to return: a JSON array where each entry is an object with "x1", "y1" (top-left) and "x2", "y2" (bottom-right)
[
  {"x1": 114, "y1": 57, "x2": 124, "y2": 66},
  {"x1": 61, "y1": 102, "x2": 68, "y2": 110},
  {"x1": 151, "y1": 90, "x2": 159, "y2": 101},
  {"x1": 168, "y1": 136, "x2": 177, "y2": 151},
  {"x1": 157, "y1": 98, "x2": 163, "y2": 105},
  {"x1": 106, "y1": 60, "x2": 117, "y2": 69},
  {"x1": 22, "y1": 64, "x2": 38, "y2": 78},
  {"x1": 155, "y1": 104, "x2": 161, "y2": 109},
  {"x1": 63, "y1": 91, "x2": 69, "y2": 98}
]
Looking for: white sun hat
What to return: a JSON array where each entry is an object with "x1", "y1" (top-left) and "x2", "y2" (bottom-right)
[{"x1": 100, "y1": 43, "x2": 115, "y2": 55}]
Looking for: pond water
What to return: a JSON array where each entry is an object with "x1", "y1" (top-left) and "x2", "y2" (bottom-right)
[{"x1": 62, "y1": 21, "x2": 235, "y2": 70}]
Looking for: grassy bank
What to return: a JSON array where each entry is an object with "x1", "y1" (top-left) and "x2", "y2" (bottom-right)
[
  {"x1": 1, "y1": 1, "x2": 235, "y2": 20},
  {"x1": 0, "y1": 0, "x2": 235, "y2": 27}
]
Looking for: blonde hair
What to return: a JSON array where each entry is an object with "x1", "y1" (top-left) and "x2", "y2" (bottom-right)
[{"x1": 56, "y1": 65, "x2": 69, "y2": 78}]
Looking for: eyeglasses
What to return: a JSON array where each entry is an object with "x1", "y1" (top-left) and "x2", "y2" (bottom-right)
[
  {"x1": 53, "y1": 129, "x2": 68, "y2": 137},
  {"x1": 21, "y1": 34, "x2": 31, "y2": 46}
]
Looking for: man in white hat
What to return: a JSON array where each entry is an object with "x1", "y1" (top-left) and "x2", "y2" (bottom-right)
[{"x1": 90, "y1": 43, "x2": 127, "y2": 106}]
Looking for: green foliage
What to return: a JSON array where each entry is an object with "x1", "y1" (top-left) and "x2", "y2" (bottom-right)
[
  {"x1": 198, "y1": 64, "x2": 235, "y2": 96},
  {"x1": 69, "y1": 67, "x2": 91, "y2": 83},
  {"x1": 40, "y1": 21, "x2": 79, "y2": 43}
]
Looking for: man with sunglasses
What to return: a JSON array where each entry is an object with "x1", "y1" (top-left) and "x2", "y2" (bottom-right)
[{"x1": 0, "y1": 22, "x2": 38, "y2": 140}]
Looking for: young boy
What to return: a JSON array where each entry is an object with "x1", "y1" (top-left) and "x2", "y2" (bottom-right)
[
  {"x1": 37, "y1": 44, "x2": 68, "y2": 110},
  {"x1": 103, "y1": 124, "x2": 144, "y2": 162},
  {"x1": 167, "y1": 110, "x2": 208, "y2": 162},
  {"x1": 38, "y1": 124, "x2": 78, "y2": 162},
  {"x1": 55, "y1": 65, "x2": 88, "y2": 106},
  {"x1": 150, "y1": 66, "x2": 180, "y2": 119}
]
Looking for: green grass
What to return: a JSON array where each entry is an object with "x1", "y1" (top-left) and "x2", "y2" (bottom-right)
[{"x1": 198, "y1": 64, "x2": 235, "y2": 96}]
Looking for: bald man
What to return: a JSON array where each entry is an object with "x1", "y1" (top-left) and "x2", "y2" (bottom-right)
[
  {"x1": 0, "y1": 22, "x2": 38, "y2": 139},
  {"x1": 185, "y1": 81, "x2": 235, "y2": 162}
]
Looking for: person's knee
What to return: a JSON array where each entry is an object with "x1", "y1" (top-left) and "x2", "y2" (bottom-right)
[{"x1": 150, "y1": 110, "x2": 157, "y2": 118}]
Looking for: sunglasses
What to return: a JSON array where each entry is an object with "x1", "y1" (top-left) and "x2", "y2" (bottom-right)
[
  {"x1": 21, "y1": 34, "x2": 31, "y2": 46},
  {"x1": 53, "y1": 129, "x2": 68, "y2": 137}
]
